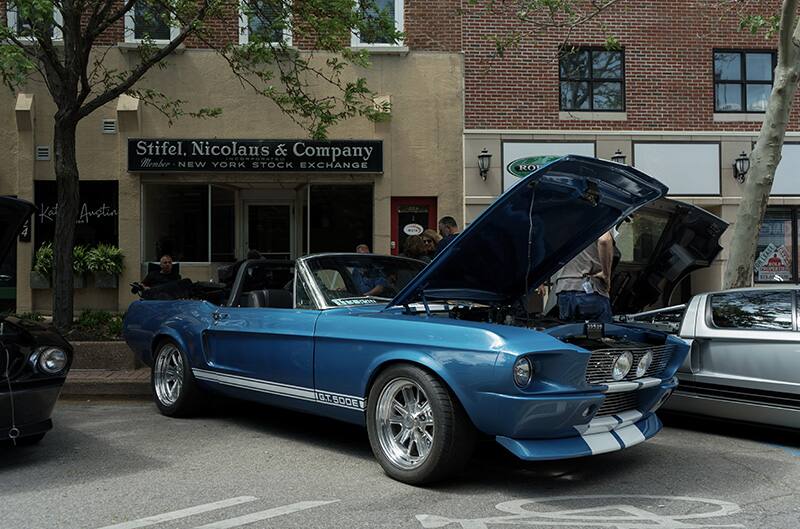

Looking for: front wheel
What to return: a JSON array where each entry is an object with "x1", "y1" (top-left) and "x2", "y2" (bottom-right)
[
  {"x1": 366, "y1": 364, "x2": 475, "y2": 485},
  {"x1": 152, "y1": 340, "x2": 203, "y2": 417}
]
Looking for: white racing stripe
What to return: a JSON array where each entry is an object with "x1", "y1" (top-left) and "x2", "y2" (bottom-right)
[
  {"x1": 94, "y1": 496, "x2": 258, "y2": 529},
  {"x1": 193, "y1": 501, "x2": 339, "y2": 529},
  {"x1": 581, "y1": 432, "x2": 622, "y2": 455},
  {"x1": 615, "y1": 423, "x2": 647, "y2": 448}
]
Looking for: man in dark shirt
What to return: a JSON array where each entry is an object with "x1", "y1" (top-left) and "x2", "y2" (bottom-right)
[
  {"x1": 436, "y1": 216, "x2": 459, "y2": 254},
  {"x1": 142, "y1": 254, "x2": 181, "y2": 288}
]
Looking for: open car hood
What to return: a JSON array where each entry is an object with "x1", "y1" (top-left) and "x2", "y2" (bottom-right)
[
  {"x1": 611, "y1": 197, "x2": 727, "y2": 314},
  {"x1": 389, "y1": 156, "x2": 668, "y2": 307},
  {"x1": 0, "y1": 196, "x2": 34, "y2": 263}
]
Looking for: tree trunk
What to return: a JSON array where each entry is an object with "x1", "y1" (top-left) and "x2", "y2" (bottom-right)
[
  {"x1": 52, "y1": 118, "x2": 80, "y2": 330},
  {"x1": 723, "y1": 65, "x2": 800, "y2": 288}
]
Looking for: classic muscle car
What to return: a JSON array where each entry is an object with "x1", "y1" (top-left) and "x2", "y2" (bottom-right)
[
  {"x1": 1, "y1": 197, "x2": 73, "y2": 445},
  {"x1": 123, "y1": 156, "x2": 726, "y2": 484}
]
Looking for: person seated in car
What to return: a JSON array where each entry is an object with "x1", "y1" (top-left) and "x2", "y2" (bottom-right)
[
  {"x1": 351, "y1": 246, "x2": 386, "y2": 296},
  {"x1": 142, "y1": 254, "x2": 181, "y2": 289}
]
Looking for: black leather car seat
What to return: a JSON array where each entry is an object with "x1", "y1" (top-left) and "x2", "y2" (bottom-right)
[{"x1": 239, "y1": 289, "x2": 293, "y2": 308}]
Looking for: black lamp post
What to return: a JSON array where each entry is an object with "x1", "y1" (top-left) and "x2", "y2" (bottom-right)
[
  {"x1": 611, "y1": 149, "x2": 626, "y2": 164},
  {"x1": 478, "y1": 148, "x2": 492, "y2": 181}
]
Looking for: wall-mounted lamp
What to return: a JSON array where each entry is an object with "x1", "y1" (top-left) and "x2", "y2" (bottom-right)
[
  {"x1": 733, "y1": 151, "x2": 750, "y2": 183},
  {"x1": 477, "y1": 148, "x2": 492, "y2": 181},
  {"x1": 611, "y1": 149, "x2": 626, "y2": 164}
]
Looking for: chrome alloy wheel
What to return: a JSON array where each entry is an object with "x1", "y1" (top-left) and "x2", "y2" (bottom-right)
[
  {"x1": 375, "y1": 378, "x2": 435, "y2": 470},
  {"x1": 154, "y1": 344, "x2": 184, "y2": 406}
]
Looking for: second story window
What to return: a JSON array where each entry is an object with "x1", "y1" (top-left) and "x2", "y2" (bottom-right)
[
  {"x1": 125, "y1": 1, "x2": 178, "y2": 43},
  {"x1": 352, "y1": 0, "x2": 403, "y2": 47},
  {"x1": 239, "y1": 0, "x2": 290, "y2": 45},
  {"x1": 714, "y1": 51, "x2": 775, "y2": 112},
  {"x1": 6, "y1": 3, "x2": 62, "y2": 40},
  {"x1": 559, "y1": 48, "x2": 625, "y2": 111}
]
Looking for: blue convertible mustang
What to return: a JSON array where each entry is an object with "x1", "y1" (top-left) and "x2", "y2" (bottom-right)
[{"x1": 123, "y1": 156, "x2": 726, "y2": 484}]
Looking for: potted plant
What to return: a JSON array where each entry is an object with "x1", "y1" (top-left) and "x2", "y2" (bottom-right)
[
  {"x1": 30, "y1": 242, "x2": 53, "y2": 289},
  {"x1": 72, "y1": 244, "x2": 89, "y2": 288},
  {"x1": 87, "y1": 244, "x2": 124, "y2": 289}
]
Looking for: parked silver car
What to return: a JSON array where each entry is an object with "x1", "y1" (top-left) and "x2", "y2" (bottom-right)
[{"x1": 620, "y1": 286, "x2": 800, "y2": 429}]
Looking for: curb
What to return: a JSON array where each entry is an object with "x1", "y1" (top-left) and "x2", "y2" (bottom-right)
[{"x1": 62, "y1": 369, "x2": 151, "y2": 398}]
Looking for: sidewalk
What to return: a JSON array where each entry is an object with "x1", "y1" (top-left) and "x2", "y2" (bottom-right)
[{"x1": 62, "y1": 368, "x2": 151, "y2": 398}]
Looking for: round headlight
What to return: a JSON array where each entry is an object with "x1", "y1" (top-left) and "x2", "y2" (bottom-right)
[
  {"x1": 37, "y1": 347, "x2": 68, "y2": 374},
  {"x1": 636, "y1": 351, "x2": 653, "y2": 378},
  {"x1": 611, "y1": 351, "x2": 633, "y2": 381},
  {"x1": 513, "y1": 357, "x2": 533, "y2": 387}
]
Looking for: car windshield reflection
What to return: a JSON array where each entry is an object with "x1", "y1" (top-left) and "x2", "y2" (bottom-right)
[{"x1": 303, "y1": 254, "x2": 426, "y2": 307}]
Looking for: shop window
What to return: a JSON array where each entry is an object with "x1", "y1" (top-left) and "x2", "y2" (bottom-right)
[
  {"x1": 559, "y1": 48, "x2": 625, "y2": 111},
  {"x1": 239, "y1": 0, "x2": 291, "y2": 45},
  {"x1": 351, "y1": 0, "x2": 403, "y2": 47},
  {"x1": 714, "y1": 50, "x2": 775, "y2": 112},
  {"x1": 143, "y1": 184, "x2": 209, "y2": 262},
  {"x1": 143, "y1": 184, "x2": 236, "y2": 263},
  {"x1": 710, "y1": 290, "x2": 793, "y2": 330},
  {"x1": 754, "y1": 208, "x2": 794, "y2": 283},
  {"x1": 309, "y1": 185, "x2": 373, "y2": 253},
  {"x1": 125, "y1": 1, "x2": 178, "y2": 42},
  {"x1": 33, "y1": 181, "x2": 119, "y2": 250},
  {"x1": 6, "y1": 3, "x2": 62, "y2": 40},
  {"x1": 211, "y1": 186, "x2": 236, "y2": 262}
]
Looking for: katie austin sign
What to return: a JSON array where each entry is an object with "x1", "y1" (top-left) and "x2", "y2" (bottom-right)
[{"x1": 127, "y1": 138, "x2": 383, "y2": 173}]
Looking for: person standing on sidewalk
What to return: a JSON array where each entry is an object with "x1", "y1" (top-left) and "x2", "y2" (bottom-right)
[
  {"x1": 552, "y1": 231, "x2": 614, "y2": 323},
  {"x1": 436, "y1": 216, "x2": 460, "y2": 254}
]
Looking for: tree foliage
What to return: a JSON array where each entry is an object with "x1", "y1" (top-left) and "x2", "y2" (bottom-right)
[{"x1": 0, "y1": 0, "x2": 400, "y2": 328}]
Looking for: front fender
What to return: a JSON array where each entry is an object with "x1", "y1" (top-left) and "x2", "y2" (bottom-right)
[{"x1": 361, "y1": 348, "x2": 501, "y2": 433}]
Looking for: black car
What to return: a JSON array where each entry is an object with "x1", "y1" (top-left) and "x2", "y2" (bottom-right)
[{"x1": 1, "y1": 196, "x2": 72, "y2": 445}]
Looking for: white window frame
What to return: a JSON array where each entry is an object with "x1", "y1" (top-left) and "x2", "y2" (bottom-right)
[
  {"x1": 6, "y1": 5, "x2": 63, "y2": 41},
  {"x1": 124, "y1": 4, "x2": 180, "y2": 44},
  {"x1": 350, "y1": 0, "x2": 403, "y2": 48},
  {"x1": 238, "y1": 0, "x2": 292, "y2": 46}
]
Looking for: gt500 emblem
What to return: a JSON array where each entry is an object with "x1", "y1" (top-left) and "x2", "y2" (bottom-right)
[{"x1": 316, "y1": 391, "x2": 366, "y2": 410}]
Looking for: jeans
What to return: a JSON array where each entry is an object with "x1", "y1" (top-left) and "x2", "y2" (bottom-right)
[{"x1": 557, "y1": 291, "x2": 613, "y2": 323}]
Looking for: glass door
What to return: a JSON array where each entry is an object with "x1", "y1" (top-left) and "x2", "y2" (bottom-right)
[{"x1": 245, "y1": 203, "x2": 293, "y2": 260}]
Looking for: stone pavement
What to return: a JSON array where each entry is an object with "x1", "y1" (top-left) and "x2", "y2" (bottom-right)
[{"x1": 62, "y1": 368, "x2": 151, "y2": 398}]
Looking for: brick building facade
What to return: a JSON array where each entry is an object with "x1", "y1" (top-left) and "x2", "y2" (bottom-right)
[{"x1": 461, "y1": 0, "x2": 800, "y2": 296}]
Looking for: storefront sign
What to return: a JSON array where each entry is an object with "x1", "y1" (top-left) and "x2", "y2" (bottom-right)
[
  {"x1": 506, "y1": 156, "x2": 562, "y2": 179},
  {"x1": 34, "y1": 181, "x2": 119, "y2": 248},
  {"x1": 128, "y1": 139, "x2": 383, "y2": 173},
  {"x1": 755, "y1": 243, "x2": 792, "y2": 282}
]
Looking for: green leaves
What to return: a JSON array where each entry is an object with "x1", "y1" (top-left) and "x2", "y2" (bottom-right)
[{"x1": 739, "y1": 13, "x2": 781, "y2": 39}]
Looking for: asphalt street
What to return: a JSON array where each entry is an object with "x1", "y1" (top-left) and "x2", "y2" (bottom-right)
[{"x1": 2, "y1": 399, "x2": 799, "y2": 529}]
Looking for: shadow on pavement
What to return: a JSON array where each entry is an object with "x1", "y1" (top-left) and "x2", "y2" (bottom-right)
[{"x1": 661, "y1": 411, "x2": 800, "y2": 449}]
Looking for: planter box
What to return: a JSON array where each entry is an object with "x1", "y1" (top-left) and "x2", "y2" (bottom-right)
[
  {"x1": 29, "y1": 271, "x2": 50, "y2": 289},
  {"x1": 73, "y1": 273, "x2": 85, "y2": 289},
  {"x1": 94, "y1": 272, "x2": 119, "y2": 289}
]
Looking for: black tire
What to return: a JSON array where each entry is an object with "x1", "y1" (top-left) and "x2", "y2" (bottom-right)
[
  {"x1": 151, "y1": 339, "x2": 204, "y2": 417},
  {"x1": 366, "y1": 364, "x2": 475, "y2": 485}
]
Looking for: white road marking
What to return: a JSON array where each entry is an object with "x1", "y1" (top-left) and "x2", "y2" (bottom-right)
[
  {"x1": 95, "y1": 496, "x2": 258, "y2": 529},
  {"x1": 193, "y1": 500, "x2": 340, "y2": 529}
]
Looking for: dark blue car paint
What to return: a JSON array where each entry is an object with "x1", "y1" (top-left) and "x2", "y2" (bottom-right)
[{"x1": 122, "y1": 156, "x2": 688, "y2": 461}]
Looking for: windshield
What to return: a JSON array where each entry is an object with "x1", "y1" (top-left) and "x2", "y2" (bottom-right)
[{"x1": 304, "y1": 255, "x2": 426, "y2": 307}]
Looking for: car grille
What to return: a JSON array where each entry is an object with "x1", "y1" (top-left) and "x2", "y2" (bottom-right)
[
  {"x1": 596, "y1": 391, "x2": 639, "y2": 417},
  {"x1": 585, "y1": 344, "x2": 675, "y2": 384}
]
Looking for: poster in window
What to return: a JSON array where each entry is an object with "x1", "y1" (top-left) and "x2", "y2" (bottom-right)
[
  {"x1": 34, "y1": 181, "x2": 119, "y2": 249},
  {"x1": 755, "y1": 243, "x2": 792, "y2": 282}
]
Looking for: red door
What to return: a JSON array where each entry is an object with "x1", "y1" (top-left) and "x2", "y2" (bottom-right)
[{"x1": 390, "y1": 197, "x2": 438, "y2": 255}]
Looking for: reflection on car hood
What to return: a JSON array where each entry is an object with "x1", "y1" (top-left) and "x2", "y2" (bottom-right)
[
  {"x1": 389, "y1": 156, "x2": 668, "y2": 307},
  {"x1": 0, "y1": 196, "x2": 35, "y2": 263}
]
